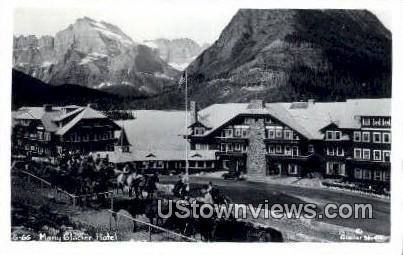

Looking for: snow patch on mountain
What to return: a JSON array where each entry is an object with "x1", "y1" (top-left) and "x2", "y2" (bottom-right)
[{"x1": 79, "y1": 52, "x2": 108, "y2": 65}]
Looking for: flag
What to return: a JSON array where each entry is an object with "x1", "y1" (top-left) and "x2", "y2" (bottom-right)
[{"x1": 178, "y1": 71, "x2": 186, "y2": 88}]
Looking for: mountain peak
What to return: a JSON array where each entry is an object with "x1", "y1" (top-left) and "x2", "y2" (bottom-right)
[{"x1": 185, "y1": 9, "x2": 391, "y2": 106}]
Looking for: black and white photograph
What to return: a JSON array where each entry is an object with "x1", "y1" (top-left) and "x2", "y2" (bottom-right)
[{"x1": 2, "y1": 0, "x2": 398, "y2": 250}]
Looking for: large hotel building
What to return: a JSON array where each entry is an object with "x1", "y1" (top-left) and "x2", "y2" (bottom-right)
[
  {"x1": 12, "y1": 98, "x2": 390, "y2": 186},
  {"x1": 187, "y1": 99, "x2": 390, "y2": 185}
]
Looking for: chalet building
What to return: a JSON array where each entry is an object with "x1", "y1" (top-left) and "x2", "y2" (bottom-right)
[
  {"x1": 187, "y1": 99, "x2": 391, "y2": 186},
  {"x1": 95, "y1": 110, "x2": 217, "y2": 173},
  {"x1": 12, "y1": 104, "x2": 121, "y2": 158}
]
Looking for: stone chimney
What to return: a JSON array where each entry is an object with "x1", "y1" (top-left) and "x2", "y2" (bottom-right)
[
  {"x1": 43, "y1": 104, "x2": 53, "y2": 112},
  {"x1": 246, "y1": 118, "x2": 266, "y2": 178},
  {"x1": 190, "y1": 101, "x2": 198, "y2": 124},
  {"x1": 247, "y1": 99, "x2": 264, "y2": 109}
]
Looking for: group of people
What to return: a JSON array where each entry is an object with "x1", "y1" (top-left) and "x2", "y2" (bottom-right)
[{"x1": 173, "y1": 176, "x2": 229, "y2": 206}]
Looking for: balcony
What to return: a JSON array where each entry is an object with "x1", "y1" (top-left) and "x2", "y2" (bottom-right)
[{"x1": 266, "y1": 153, "x2": 311, "y2": 161}]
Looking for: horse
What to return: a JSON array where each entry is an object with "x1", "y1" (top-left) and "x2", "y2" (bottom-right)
[
  {"x1": 116, "y1": 172, "x2": 144, "y2": 197},
  {"x1": 109, "y1": 197, "x2": 163, "y2": 232}
]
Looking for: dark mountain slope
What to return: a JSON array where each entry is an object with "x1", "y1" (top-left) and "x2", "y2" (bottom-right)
[
  {"x1": 12, "y1": 69, "x2": 125, "y2": 110},
  {"x1": 183, "y1": 9, "x2": 391, "y2": 107}
]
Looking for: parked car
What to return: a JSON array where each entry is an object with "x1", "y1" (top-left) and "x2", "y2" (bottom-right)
[{"x1": 222, "y1": 171, "x2": 246, "y2": 181}]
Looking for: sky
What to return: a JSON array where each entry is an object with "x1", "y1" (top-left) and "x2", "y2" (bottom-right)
[{"x1": 13, "y1": 2, "x2": 391, "y2": 45}]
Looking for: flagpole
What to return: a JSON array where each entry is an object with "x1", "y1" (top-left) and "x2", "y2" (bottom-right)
[{"x1": 184, "y1": 70, "x2": 189, "y2": 189}]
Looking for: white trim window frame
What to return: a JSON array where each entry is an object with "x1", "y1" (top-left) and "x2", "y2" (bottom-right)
[
  {"x1": 354, "y1": 148, "x2": 362, "y2": 159},
  {"x1": 275, "y1": 127, "x2": 283, "y2": 139},
  {"x1": 276, "y1": 145, "x2": 282, "y2": 154},
  {"x1": 327, "y1": 147, "x2": 335, "y2": 156},
  {"x1": 362, "y1": 149, "x2": 371, "y2": 160},
  {"x1": 373, "y1": 170, "x2": 382, "y2": 181},
  {"x1": 383, "y1": 150, "x2": 391, "y2": 162},
  {"x1": 373, "y1": 132, "x2": 381, "y2": 144},
  {"x1": 326, "y1": 131, "x2": 333, "y2": 140},
  {"x1": 362, "y1": 132, "x2": 370, "y2": 143},
  {"x1": 353, "y1": 131, "x2": 361, "y2": 142},
  {"x1": 373, "y1": 150, "x2": 382, "y2": 161},
  {"x1": 383, "y1": 132, "x2": 391, "y2": 144},
  {"x1": 268, "y1": 145, "x2": 275, "y2": 154},
  {"x1": 284, "y1": 146, "x2": 292, "y2": 156},
  {"x1": 268, "y1": 128, "x2": 275, "y2": 139},
  {"x1": 284, "y1": 130, "x2": 293, "y2": 140},
  {"x1": 336, "y1": 147, "x2": 344, "y2": 156}
]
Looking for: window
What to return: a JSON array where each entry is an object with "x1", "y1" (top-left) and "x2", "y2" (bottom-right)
[
  {"x1": 362, "y1": 132, "x2": 370, "y2": 142},
  {"x1": 44, "y1": 132, "x2": 51, "y2": 141},
  {"x1": 383, "y1": 151, "x2": 391, "y2": 162},
  {"x1": 234, "y1": 143, "x2": 241, "y2": 151},
  {"x1": 189, "y1": 161, "x2": 196, "y2": 168},
  {"x1": 326, "y1": 162, "x2": 334, "y2": 175},
  {"x1": 288, "y1": 164, "x2": 299, "y2": 175},
  {"x1": 326, "y1": 131, "x2": 333, "y2": 140},
  {"x1": 220, "y1": 144, "x2": 226, "y2": 152},
  {"x1": 194, "y1": 127, "x2": 205, "y2": 135},
  {"x1": 284, "y1": 130, "x2": 293, "y2": 140},
  {"x1": 383, "y1": 171, "x2": 390, "y2": 181},
  {"x1": 362, "y1": 149, "x2": 371, "y2": 160},
  {"x1": 373, "y1": 150, "x2": 382, "y2": 161},
  {"x1": 242, "y1": 129, "x2": 249, "y2": 137},
  {"x1": 196, "y1": 144, "x2": 208, "y2": 150},
  {"x1": 353, "y1": 131, "x2": 361, "y2": 142},
  {"x1": 242, "y1": 144, "x2": 248, "y2": 152},
  {"x1": 224, "y1": 129, "x2": 233, "y2": 137},
  {"x1": 373, "y1": 132, "x2": 381, "y2": 143},
  {"x1": 374, "y1": 170, "x2": 382, "y2": 181},
  {"x1": 354, "y1": 168, "x2": 362, "y2": 179},
  {"x1": 292, "y1": 146, "x2": 299, "y2": 156},
  {"x1": 327, "y1": 147, "x2": 335, "y2": 156},
  {"x1": 227, "y1": 144, "x2": 233, "y2": 151},
  {"x1": 362, "y1": 118, "x2": 371, "y2": 126},
  {"x1": 268, "y1": 145, "x2": 275, "y2": 154},
  {"x1": 383, "y1": 133, "x2": 391, "y2": 143},
  {"x1": 354, "y1": 148, "x2": 362, "y2": 159},
  {"x1": 336, "y1": 147, "x2": 344, "y2": 156},
  {"x1": 362, "y1": 169, "x2": 371, "y2": 180},
  {"x1": 234, "y1": 128, "x2": 242, "y2": 137},
  {"x1": 284, "y1": 146, "x2": 292, "y2": 156},
  {"x1": 276, "y1": 145, "x2": 282, "y2": 154},
  {"x1": 335, "y1": 131, "x2": 341, "y2": 140},
  {"x1": 308, "y1": 144, "x2": 315, "y2": 154},
  {"x1": 275, "y1": 128, "x2": 283, "y2": 138},
  {"x1": 268, "y1": 129, "x2": 275, "y2": 139}
]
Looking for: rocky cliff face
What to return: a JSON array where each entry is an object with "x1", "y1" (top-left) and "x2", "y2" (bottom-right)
[
  {"x1": 185, "y1": 9, "x2": 391, "y2": 106},
  {"x1": 13, "y1": 17, "x2": 179, "y2": 96},
  {"x1": 143, "y1": 38, "x2": 208, "y2": 70}
]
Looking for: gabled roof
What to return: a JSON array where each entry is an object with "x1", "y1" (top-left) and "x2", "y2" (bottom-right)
[
  {"x1": 193, "y1": 98, "x2": 391, "y2": 140},
  {"x1": 56, "y1": 106, "x2": 109, "y2": 135},
  {"x1": 117, "y1": 128, "x2": 131, "y2": 147},
  {"x1": 13, "y1": 105, "x2": 114, "y2": 135}
]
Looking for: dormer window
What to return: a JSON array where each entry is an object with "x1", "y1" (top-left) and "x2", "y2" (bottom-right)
[
  {"x1": 194, "y1": 127, "x2": 205, "y2": 136},
  {"x1": 362, "y1": 118, "x2": 371, "y2": 126},
  {"x1": 326, "y1": 131, "x2": 333, "y2": 140}
]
